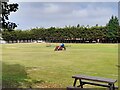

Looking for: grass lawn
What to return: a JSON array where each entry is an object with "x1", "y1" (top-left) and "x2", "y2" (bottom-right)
[{"x1": 2, "y1": 43, "x2": 118, "y2": 88}]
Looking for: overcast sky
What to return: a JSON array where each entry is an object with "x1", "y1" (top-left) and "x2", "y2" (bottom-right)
[{"x1": 9, "y1": 1, "x2": 118, "y2": 30}]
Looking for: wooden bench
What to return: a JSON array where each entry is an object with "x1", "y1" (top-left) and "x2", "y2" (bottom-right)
[{"x1": 70, "y1": 74, "x2": 118, "y2": 90}]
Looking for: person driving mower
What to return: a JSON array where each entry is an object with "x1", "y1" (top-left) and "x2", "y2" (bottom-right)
[
  {"x1": 54, "y1": 43, "x2": 66, "y2": 51},
  {"x1": 58, "y1": 43, "x2": 66, "y2": 50}
]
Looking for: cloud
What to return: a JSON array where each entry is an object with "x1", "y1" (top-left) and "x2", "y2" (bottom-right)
[
  {"x1": 43, "y1": 3, "x2": 60, "y2": 14},
  {"x1": 72, "y1": 5, "x2": 114, "y2": 18},
  {"x1": 9, "y1": 0, "x2": 119, "y2": 2},
  {"x1": 9, "y1": 2, "x2": 118, "y2": 30}
]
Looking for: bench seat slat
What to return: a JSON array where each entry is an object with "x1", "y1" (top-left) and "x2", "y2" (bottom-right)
[
  {"x1": 72, "y1": 75, "x2": 117, "y2": 83},
  {"x1": 82, "y1": 81, "x2": 110, "y2": 87}
]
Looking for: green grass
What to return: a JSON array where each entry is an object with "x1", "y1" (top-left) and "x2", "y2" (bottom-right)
[{"x1": 2, "y1": 43, "x2": 118, "y2": 88}]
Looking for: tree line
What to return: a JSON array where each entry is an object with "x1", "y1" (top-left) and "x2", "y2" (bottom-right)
[
  {"x1": 1, "y1": 1, "x2": 119, "y2": 43},
  {"x1": 2, "y1": 16, "x2": 120, "y2": 43}
]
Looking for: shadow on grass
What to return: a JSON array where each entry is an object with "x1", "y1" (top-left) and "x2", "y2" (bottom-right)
[
  {"x1": 2, "y1": 62, "x2": 46, "y2": 88},
  {"x1": 2, "y1": 62, "x2": 29, "y2": 88}
]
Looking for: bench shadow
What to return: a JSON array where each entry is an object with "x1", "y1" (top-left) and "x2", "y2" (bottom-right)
[{"x1": 2, "y1": 62, "x2": 29, "y2": 88}]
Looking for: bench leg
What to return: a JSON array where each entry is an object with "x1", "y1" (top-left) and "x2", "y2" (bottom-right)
[
  {"x1": 112, "y1": 84, "x2": 115, "y2": 90},
  {"x1": 73, "y1": 78, "x2": 78, "y2": 87},
  {"x1": 79, "y1": 79, "x2": 83, "y2": 88},
  {"x1": 109, "y1": 83, "x2": 115, "y2": 90}
]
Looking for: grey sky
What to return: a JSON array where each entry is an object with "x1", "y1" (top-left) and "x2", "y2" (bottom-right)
[{"x1": 9, "y1": 1, "x2": 118, "y2": 30}]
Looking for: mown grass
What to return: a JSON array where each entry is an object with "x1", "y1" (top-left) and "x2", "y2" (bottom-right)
[{"x1": 2, "y1": 43, "x2": 118, "y2": 88}]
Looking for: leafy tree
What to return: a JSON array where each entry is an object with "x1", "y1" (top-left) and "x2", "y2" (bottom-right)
[
  {"x1": 106, "y1": 15, "x2": 119, "y2": 42},
  {"x1": 1, "y1": 1, "x2": 18, "y2": 31},
  {"x1": 77, "y1": 24, "x2": 80, "y2": 28},
  {"x1": 2, "y1": 30, "x2": 11, "y2": 42}
]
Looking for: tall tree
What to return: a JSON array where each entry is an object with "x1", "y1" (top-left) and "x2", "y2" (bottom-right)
[
  {"x1": 1, "y1": 0, "x2": 18, "y2": 31},
  {"x1": 106, "y1": 15, "x2": 119, "y2": 41}
]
